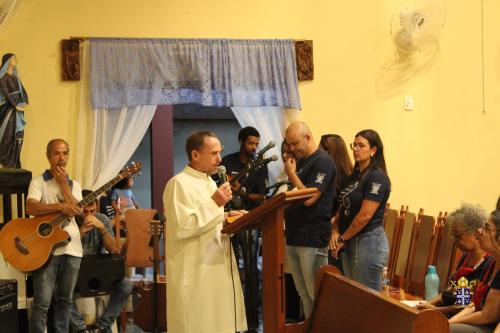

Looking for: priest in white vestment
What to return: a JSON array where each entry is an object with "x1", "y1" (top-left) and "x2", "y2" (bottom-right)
[{"x1": 164, "y1": 131, "x2": 247, "y2": 333}]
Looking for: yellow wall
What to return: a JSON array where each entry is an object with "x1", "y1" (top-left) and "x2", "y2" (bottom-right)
[{"x1": 1, "y1": 0, "x2": 499, "y2": 216}]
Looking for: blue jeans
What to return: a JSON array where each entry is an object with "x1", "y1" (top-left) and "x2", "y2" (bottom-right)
[
  {"x1": 341, "y1": 226, "x2": 389, "y2": 291},
  {"x1": 31, "y1": 255, "x2": 81, "y2": 333},
  {"x1": 285, "y1": 245, "x2": 328, "y2": 318},
  {"x1": 70, "y1": 278, "x2": 134, "y2": 332}
]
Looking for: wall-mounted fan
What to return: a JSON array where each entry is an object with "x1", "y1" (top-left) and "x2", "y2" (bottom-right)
[
  {"x1": 376, "y1": 0, "x2": 446, "y2": 96},
  {"x1": 0, "y1": 0, "x2": 19, "y2": 34}
]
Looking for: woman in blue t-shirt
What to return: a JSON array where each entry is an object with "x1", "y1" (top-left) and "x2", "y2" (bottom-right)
[{"x1": 330, "y1": 129, "x2": 391, "y2": 291}]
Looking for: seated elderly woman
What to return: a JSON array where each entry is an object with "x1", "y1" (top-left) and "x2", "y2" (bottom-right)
[
  {"x1": 449, "y1": 209, "x2": 500, "y2": 333},
  {"x1": 416, "y1": 203, "x2": 494, "y2": 316}
]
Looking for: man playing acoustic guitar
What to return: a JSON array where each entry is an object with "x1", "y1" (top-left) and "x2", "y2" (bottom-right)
[
  {"x1": 70, "y1": 189, "x2": 133, "y2": 333},
  {"x1": 26, "y1": 138, "x2": 83, "y2": 333}
]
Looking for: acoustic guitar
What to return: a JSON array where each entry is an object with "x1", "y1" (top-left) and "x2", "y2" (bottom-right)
[
  {"x1": 0, "y1": 162, "x2": 142, "y2": 272},
  {"x1": 134, "y1": 219, "x2": 167, "y2": 332}
]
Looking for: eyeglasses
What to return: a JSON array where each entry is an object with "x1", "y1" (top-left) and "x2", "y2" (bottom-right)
[
  {"x1": 451, "y1": 232, "x2": 465, "y2": 241},
  {"x1": 350, "y1": 142, "x2": 367, "y2": 151},
  {"x1": 482, "y1": 223, "x2": 494, "y2": 232}
]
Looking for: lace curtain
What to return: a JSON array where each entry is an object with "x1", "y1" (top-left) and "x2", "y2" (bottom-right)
[
  {"x1": 74, "y1": 41, "x2": 156, "y2": 190},
  {"x1": 90, "y1": 38, "x2": 301, "y2": 110}
]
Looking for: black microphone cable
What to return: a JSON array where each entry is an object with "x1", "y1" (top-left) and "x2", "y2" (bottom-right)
[{"x1": 229, "y1": 231, "x2": 237, "y2": 332}]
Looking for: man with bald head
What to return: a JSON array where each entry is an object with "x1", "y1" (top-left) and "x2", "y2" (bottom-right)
[
  {"x1": 284, "y1": 121, "x2": 336, "y2": 318},
  {"x1": 26, "y1": 138, "x2": 84, "y2": 333}
]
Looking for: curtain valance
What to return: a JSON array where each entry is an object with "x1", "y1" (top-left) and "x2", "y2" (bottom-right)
[{"x1": 90, "y1": 38, "x2": 301, "y2": 109}]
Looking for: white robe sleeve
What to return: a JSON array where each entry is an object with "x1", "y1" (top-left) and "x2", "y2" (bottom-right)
[{"x1": 165, "y1": 176, "x2": 224, "y2": 240}]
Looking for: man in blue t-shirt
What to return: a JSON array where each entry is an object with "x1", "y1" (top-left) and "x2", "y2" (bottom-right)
[
  {"x1": 70, "y1": 190, "x2": 133, "y2": 333},
  {"x1": 284, "y1": 121, "x2": 336, "y2": 318}
]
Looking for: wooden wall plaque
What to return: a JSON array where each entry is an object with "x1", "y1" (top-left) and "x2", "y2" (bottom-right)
[
  {"x1": 295, "y1": 40, "x2": 313, "y2": 81},
  {"x1": 62, "y1": 39, "x2": 81, "y2": 81}
]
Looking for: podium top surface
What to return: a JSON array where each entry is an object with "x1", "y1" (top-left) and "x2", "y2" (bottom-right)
[{"x1": 222, "y1": 188, "x2": 318, "y2": 234}]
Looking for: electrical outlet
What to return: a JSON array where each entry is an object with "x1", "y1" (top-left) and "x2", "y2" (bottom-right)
[{"x1": 404, "y1": 96, "x2": 414, "y2": 111}]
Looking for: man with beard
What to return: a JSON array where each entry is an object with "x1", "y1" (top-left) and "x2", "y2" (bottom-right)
[{"x1": 221, "y1": 126, "x2": 269, "y2": 332}]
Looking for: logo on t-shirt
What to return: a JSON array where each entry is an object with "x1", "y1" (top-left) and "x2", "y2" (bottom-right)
[
  {"x1": 315, "y1": 172, "x2": 326, "y2": 184},
  {"x1": 339, "y1": 181, "x2": 358, "y2": 217},
  {"x1": 370, "y1": 182, "x2": 381, "y2": 195}
]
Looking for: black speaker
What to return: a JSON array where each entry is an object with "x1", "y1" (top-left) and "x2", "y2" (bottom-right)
[
  {"x1": 75, "y1": 254, "x2": 125, "y2": 297},
  {"x1": 0, "y1": 279, "x2": 18, "y2": 333}
]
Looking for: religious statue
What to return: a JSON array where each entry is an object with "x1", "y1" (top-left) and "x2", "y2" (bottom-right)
[{"x1": 0, "y1": 53, "x2": 29, "y2": 168}]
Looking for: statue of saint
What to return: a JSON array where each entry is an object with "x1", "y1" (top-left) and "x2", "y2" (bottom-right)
[{"x1": 0, "y1": 53, "x2": 29, "y2": 168}]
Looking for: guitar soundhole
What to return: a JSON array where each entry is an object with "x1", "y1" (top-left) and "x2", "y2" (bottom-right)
[{"x1": 38, "y1": 223, "x2": 53, "y2": 237}]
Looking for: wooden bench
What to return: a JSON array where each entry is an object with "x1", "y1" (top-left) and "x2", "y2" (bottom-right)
[{"x1": 306, "y1": 268, "x2": 449, "y2": 333}]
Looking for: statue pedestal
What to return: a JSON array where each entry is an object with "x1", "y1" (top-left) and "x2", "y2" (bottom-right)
[
  {"x1": 0, "y1": 168, "x2": 32, "y2": 332},
  {"x1": 0, "y1": 168, "x2": 32, "y2": 225}
]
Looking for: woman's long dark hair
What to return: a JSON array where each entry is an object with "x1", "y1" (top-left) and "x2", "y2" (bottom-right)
[
  {"x1": 319, "y1": 134, "x2": 353, "y2": 193},
  {"x1": 352, "y1": 129, "x2": 389, "y2": 183}
]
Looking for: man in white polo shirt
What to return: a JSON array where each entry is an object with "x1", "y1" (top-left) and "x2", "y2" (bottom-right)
[{"x1": 26, "y1": 138, "x2": 83, "y2": 333}]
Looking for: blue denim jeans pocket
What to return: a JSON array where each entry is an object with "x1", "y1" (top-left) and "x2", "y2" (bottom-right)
[{"x1": 343, "y1": 227, "x2": 389, "y2": 291}]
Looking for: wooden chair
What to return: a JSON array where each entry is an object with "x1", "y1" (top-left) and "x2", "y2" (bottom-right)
[
  {"x1": 428, "y1": 212, "x2": 445, "y2": 269},
  {"x1": 432, "y1": 212, "x2": 463, "y2": 292},
  {"x1": 119, "y1": 208, "x2": 157, "y2": 331},
  {"x1": 383, "y1": 204, "x2": 400, "y2": 280},
  {"x1": 306, "y1": 270, "x2": 449, "y2": 333},
  {"x1": 391, "y1": 206, "x2": 416, "y2": 290},
  {"x1": 405, "y1": 209, "x2": 436, "y2": 297},
  {"x1": 124, "y1": 208, "x2": 157, "y2": 268}
]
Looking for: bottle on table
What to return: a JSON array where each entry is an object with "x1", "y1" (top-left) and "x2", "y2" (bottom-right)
[{"x1": 425, "y1": 265, "x2": 439, "y2": 301}]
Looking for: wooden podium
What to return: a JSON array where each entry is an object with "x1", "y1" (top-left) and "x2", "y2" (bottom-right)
[{"x1": 222, "y1": 188, "x2": 318, "y2": 333}]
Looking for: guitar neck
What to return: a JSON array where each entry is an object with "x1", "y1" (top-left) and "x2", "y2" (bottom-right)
[
  {"x1": 230, "y1": 163, "x2": 253, "y2": 185},
  {"x1": 77, "y1": 174, "x2": 124, "y2": 208},
  {"x1": 49, "y1": 174, "x2": 125, "y2": 228}
]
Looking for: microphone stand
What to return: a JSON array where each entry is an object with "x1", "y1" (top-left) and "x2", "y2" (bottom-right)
[{"x1": 149, "y1": 218, "x2": 164, "y2": 333}]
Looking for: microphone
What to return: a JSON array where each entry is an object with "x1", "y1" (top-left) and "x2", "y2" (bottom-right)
[
  {"x1": 255, "y1": 154, "x2": 278, "y2": 167},
  {"x1": 256, "y1": 141, "x2": 276, "y2": 159},
  {"x1": 265, "y1": 180, "x2": 289, "y2": 191},
  {"x1": 216, "y1": 165, "x2": 228, "y2": 183}
]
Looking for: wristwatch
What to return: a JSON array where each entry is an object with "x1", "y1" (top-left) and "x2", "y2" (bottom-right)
[{"x1": 337, "y1": 234, "x2": 345, "y2": 244}]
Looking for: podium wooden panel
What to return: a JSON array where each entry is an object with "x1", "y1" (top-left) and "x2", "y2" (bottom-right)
[
  {"x1": 222, "y1": 188, "x2": 318, "y2": 333},
  {"x1": 307, "y1": 270, "x2": 449, "y2": 333}
]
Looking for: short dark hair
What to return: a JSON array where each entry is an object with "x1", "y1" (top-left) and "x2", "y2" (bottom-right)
[
  {"x1": 114, "y1": 177, "x2": 129, "y2": 190},
  {"x1": 82, "y1": 189, "x2": 97, "y2": 204},
  {"x1": 238, "y1": 126, "x2": 260, "y2": 142},
  {"x1": 46, "y1": 139, "x2": 69, "y2": 155},
  {"x1": 185, "y1": 131, "x2": 218, "y2": 161}
]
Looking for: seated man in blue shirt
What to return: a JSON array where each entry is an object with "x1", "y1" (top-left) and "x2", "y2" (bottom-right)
[{"x1": 70, "y1": 190, "x2": 133, "y2": 333}]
